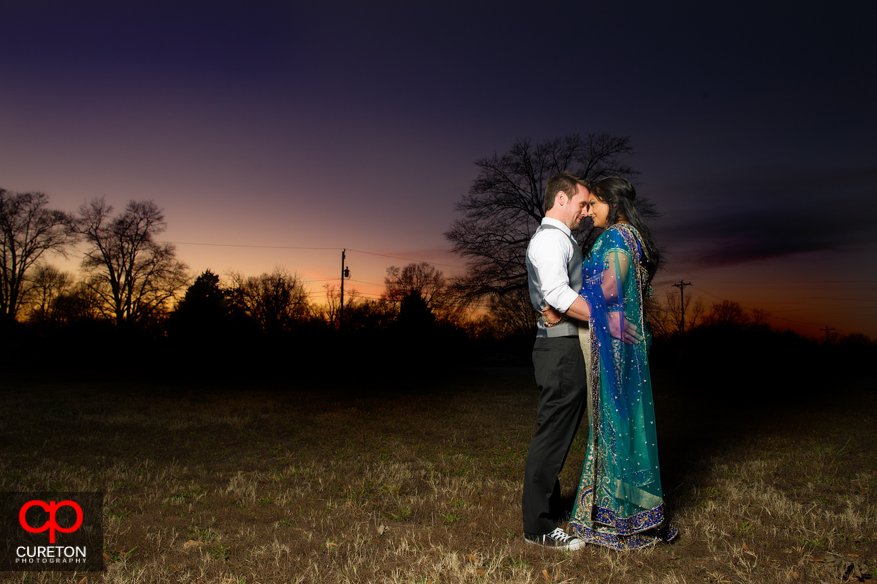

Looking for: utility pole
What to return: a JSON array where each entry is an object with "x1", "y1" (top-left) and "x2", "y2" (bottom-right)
[
  {"x1": 339, "y1": 249, "x2": 350, "y2": 331},
  {"x1": 820, "y1": 325, "x2": 835, "y2": 344},
  {"x1": 673, "y1": 280, "x2": 693, "y2": 335}
]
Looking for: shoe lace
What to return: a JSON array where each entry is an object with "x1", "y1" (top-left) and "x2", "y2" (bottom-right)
[{"x1": 549, "y1": 528, "x2": 573, "y2": 543}]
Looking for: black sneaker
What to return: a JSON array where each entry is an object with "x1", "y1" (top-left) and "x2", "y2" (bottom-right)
[{"x1": 524, "y1": 528, "x2": 585, "y2": 551}]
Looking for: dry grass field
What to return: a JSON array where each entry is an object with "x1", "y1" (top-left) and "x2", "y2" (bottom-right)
[{"x1": 0, "y1": 367, "x2": 875, "y2": 583}]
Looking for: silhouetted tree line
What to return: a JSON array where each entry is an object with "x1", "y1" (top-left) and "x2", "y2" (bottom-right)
[
  {"x1": 5, "y1": 131, "x2": 875, "y2": 383},
  {"x1": 1, "y1": 259, "x2": 484, "y2": 378},
  {"x1": 0, "y1": 188, "x2": 486, "y2": 376},
  {"x1": 646, "y1": 297, "x2": 876, "y2": 398}
]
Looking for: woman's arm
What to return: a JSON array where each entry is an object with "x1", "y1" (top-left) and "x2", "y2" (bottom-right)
[
  {"x1": 543, "y1": 270, "x2": 641, "y2": 344},
  {"x1": 545, "y1": 232, "x2": 640, "y2": 342}
]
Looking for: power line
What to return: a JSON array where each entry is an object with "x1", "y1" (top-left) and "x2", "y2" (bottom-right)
[
  {"x1": 688, "y1": 285, "x2": 731, "y2": 303},
  {"x1": 164, "y1": 241, "x2": 340, "y2": 251},
  {"x1": 348, "y1": 278, "x2": 384, "y2": 287},
  {"x1": 162, "y1": 240, "x2": 467, "y2": 270},
  {"x1": 346, "y1": 248, "x2": 466, "y2": 269}
]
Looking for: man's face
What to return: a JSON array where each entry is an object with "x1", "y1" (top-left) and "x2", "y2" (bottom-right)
[{"x1": 562, "y1": 183, "x2": 590, "y2": 231}]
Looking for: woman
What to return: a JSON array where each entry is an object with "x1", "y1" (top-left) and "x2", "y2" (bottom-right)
[{"x1": 544, "y1": 177, "x2": 676, "y2": 549}]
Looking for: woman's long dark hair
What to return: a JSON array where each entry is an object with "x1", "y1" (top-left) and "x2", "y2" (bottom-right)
[{"x1": 593, "y1": 177, "x2": 660, "y2": 284}]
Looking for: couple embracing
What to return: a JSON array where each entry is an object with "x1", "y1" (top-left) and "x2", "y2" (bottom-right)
[{"x1": 522, "y1": 171, "x2": 677, "y2": 551}]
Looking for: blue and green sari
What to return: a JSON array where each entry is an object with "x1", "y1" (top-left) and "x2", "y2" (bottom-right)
[{"x1": 568, "y1": 223, "x2": 677, "y2": 550}]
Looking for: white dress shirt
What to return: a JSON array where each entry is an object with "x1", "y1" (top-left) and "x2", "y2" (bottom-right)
[{"x1": 526, "y1": 217, "x2": 581, "y2": 313}]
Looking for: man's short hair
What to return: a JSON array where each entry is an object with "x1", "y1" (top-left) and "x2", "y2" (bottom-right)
[{"x1": 544, "y1": 171, "x2": 591, "y2": 213}]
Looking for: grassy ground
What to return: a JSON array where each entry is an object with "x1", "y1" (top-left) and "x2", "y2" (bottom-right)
[{"x1": 0, "y1": 368, "x2": 874, "y2": 583}]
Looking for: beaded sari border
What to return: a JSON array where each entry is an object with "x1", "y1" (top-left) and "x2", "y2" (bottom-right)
[
  {"x1": 568, "y1": 522, "x2": 678, "y2": 550},
  {"x1": 572, "y1": 486, "x2": 666, "y2": 535}
]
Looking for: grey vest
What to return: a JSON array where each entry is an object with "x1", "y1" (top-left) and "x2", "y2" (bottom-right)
[{"x1": 526, "y1": 223, "x2": 584, "y2": 338}]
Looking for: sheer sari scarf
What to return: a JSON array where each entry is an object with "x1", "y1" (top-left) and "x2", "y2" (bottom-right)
[{"x1": 568, "y1": 223, "x2": 667, "y2": 550}]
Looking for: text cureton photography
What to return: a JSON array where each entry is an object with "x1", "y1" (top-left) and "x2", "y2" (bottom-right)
[
  {"x1": 0, "y1": 492, "x2": 104, "y2": 572},
  {"x1": 14, "y1": 544, "x2": 87, "y2": 566}
]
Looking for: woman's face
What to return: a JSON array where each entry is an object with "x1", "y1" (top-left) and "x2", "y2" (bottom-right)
[{"x1": 588, "y1": 194, "x2": 610, "y2": 228}]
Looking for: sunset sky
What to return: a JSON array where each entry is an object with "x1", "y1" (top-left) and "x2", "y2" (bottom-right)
[{"x1": 2, "y1": 1, "x2": 875, "y2": 337}]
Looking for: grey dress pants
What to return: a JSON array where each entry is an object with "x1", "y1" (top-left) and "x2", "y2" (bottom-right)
[{"x1": 522, "y1": 335, "x2": 588, "y2": 535}]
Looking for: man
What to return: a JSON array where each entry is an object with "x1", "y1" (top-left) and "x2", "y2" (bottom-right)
[{"x1": 522, "y1": 171, "x2": 592, "y2": 550}]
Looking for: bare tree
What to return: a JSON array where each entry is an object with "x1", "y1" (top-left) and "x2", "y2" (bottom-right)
[
  {"x1": 642, "y1": 294, "x2": 674, "y2": 341},
  {"x1": 702, "y1": 300, "x2": 751, "y2": 328},
  {"x1": 838, "y1": 332, "x2": 872, "y2": 346},
  {"x1": 322, "y1": 284, "x2": 342, "y2": 328},
  {"x1": 664, "y1": 289, "x2": 705, "y2": 336},
  {"x1": 75, "y1": 198, "x2": 189, "y2": 328},
  {"x1": 24, "y1": 264, "x2": 74, "y2": 326},
  {"x1": 54, "y1": 281, "x2": 106, "y2": 326},
  {"x1": 227, "y1": 267, "x2": 311, "y2": 334},
  {"x1": 344, "y1": 296, "x2": 396, "y2": 332},
  {"x1": 751, "y1": 308, "x2": 772, "y2": 329},
  {"x1": 484, "y1": 287, "x2": 537, "y2": 339},
  {"x1": 445, "y1": 135, "x2": 656, "y2": 332},
  {"x1": 382, "y1": 262, "x2": 449, "y2": 309},
  {"x1": 0, "y1": 189, "x2": 75, "y2": 320}
]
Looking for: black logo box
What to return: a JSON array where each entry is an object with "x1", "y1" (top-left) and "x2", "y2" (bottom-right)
[{"x1": 0, "y1": 492, "x2": 104, "y2": 572}]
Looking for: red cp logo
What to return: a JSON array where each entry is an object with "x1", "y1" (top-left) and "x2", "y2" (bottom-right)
[{"x1": 19, "y1": 500, "x2": 83, "y2": 543}]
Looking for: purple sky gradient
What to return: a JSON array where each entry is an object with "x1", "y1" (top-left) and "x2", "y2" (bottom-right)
[{"x1": 2, "y1": 1, "x2": 875, "y2": 336}]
